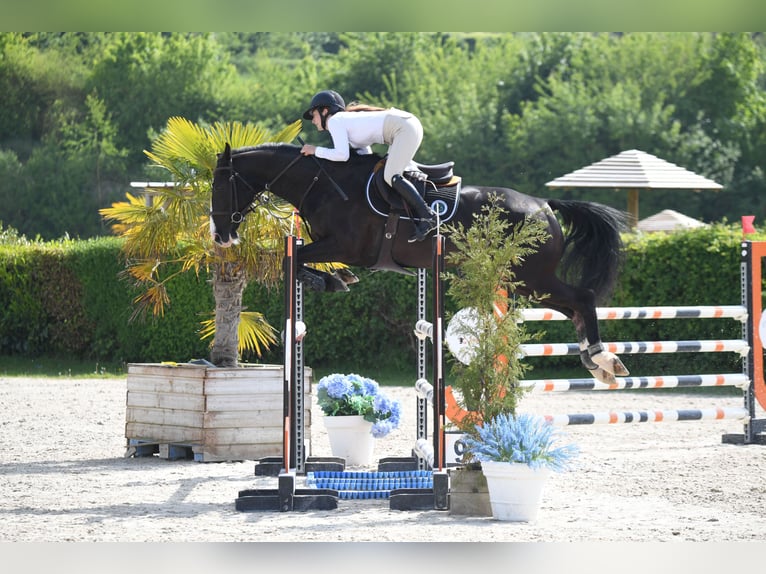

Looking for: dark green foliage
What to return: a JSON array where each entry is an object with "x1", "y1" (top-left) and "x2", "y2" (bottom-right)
[
  {"x1": 526, "y1": 223, "x2": 755, "y2": 376},
  {"x1": 2, "y1": 33, "x2": 766, "y2": 241},
  {"x1": 0, "y1": 245, "x2": 45, "y2": 354},
  {"x1": 30, "y1": 249, "x2": 94, "y2": 355},
  {"x1": 66, "y1": 237, "x2": 133, "y2": 359},
  {"x1": 0, "y1": 237, "x2": 212, "y2": 362},
  {"x1": 605, "y1": 224, "x2": 749, "y2": 376},
  {"x1": 242, "y1": 270, "x2": 421, "y2": 371}
]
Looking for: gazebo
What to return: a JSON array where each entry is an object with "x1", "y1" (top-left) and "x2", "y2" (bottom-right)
[
  {"x1": 545, "y1": 149, "x2": 723, "y2": 228},
  {"x1": 637, "y1": 209, "x2": 708, "y2": 233}
]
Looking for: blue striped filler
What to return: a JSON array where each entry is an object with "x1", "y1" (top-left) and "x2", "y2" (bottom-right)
[{"x1": 306, "y1": 470, "x2": 433, "y2": 499}]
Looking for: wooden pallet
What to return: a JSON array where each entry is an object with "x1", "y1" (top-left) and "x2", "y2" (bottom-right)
[{"x1": 126, "y1": 439, "x2": 196, "y2": 460}]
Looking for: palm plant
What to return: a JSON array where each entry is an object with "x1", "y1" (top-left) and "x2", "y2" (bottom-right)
[{"x1": 100, "y1": 116, "x2": 302, "y2": 367}]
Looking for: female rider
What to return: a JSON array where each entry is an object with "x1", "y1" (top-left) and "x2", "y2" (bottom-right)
[{"x1": 300, "y1": 90, "x2": 437, "y2": 242}]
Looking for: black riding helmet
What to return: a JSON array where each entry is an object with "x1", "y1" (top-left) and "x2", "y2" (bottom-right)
[{"x1": 303, "y1": 90, "x2": 346, "y2": 120}]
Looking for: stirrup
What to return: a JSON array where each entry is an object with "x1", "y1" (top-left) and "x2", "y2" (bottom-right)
[{"x1": 408, "y1": 217, "x2": 437, "y2": 242}]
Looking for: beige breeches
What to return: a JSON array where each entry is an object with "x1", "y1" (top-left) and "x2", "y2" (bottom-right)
[{"x1": 382, "y1": 113, "x2": 423, "y2": 185}]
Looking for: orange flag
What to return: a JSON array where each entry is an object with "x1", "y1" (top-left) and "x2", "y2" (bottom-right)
[{"x1": 742, "y1": 215, "x2": 756, "y2": 235}]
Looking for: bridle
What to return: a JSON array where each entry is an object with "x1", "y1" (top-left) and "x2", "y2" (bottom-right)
[
  {"x1": 210, "y1": 152, "x2": 304, "y2": 225},
  {"x1": 210, "y1": 146, "x2": 349, "y2": 227}
]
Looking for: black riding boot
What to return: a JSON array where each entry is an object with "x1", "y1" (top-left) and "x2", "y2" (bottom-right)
[{"x1": 391, "y1": 174, "x2": 438, "y2": 242}]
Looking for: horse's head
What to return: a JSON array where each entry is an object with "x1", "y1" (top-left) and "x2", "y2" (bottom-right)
[{"x1": 210, "y1": 143, "x2": 247, "y2": 247}]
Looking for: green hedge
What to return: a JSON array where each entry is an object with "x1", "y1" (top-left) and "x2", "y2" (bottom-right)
[
  {"x1": 1, "y1": 224, "x2": 762, "y2": 377},
  {"x1": 242, "y1": 271, "x2": 421, "y2": 371},
  {"x1": 0, "y1": 237, "x2": 212, "y2": 363}
]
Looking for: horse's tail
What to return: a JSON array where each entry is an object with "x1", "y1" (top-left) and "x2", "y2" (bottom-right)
[{"x1": 547, "y1": 199, "x2": 629, "y2": 303}]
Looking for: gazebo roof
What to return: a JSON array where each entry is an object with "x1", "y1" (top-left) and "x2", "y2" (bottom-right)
[
  {"x1": 637, "y1": 209, "x2": 708, "y2": 233},
  {"x1": 545, "y1": 149, "x2": 723, "y2": 191}
]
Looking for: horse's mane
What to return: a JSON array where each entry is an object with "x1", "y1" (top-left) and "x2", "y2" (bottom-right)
[
  {"x1": 232, "y1": 143, "x2": 298, "y2": 157},
  {"x1": 232, "y1": 142, "x2": 382, "y2": 166}
]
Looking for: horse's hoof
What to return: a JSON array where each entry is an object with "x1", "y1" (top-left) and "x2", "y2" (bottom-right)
[
  {"x1": 335, "y1": 268, "x2": 359, "y2": 285},
  {"x1": 590, "y1": 351, "x2": 629, "y2": 377},
  {"x1": 298, "y1": 273, "x2": 326, "y2": 292},
  {"x1": 325, "y1": 274, "x2": 350, "y2": 292},
  {"x1": 588, "y1": 366, "x2": 617, "y2": 386},
  {"x1": 613, "y1": 359, "x2": 630, "y2": 376}
]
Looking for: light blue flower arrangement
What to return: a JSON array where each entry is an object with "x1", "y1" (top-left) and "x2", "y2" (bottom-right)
[
  {"x1": 462, "y1": 412, "x2": 579, "y2": 471},
  {"x1": 316, "y1": 373, "x2": 402, "y2": 438}
]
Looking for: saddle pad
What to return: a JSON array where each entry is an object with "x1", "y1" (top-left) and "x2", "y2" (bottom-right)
[{"x1": 365, "y1": 171, "x2": 461, "y2": 223}]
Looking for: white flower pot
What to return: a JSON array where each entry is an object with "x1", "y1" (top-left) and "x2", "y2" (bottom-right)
[
  {"x1": 322, "y1": 415, "x2": 375, "y2": 466},
  {"x1": 480, "y1": 460, "x2": 551, "y2": 522}
]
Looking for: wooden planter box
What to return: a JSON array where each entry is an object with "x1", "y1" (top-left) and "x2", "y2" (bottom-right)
[
  {"x1": 448, "y1": 465, "x2": 492, "y2": 516},
  {"x1": 125, "y1": 363, "x2": 312, "y2": 462}
]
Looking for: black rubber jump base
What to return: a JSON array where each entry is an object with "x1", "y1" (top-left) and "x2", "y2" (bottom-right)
[
  {"x1": 236, "y1": 473, "x2": 339, "y2": 512},
  {"x1": 253, "y1": 456, "x2": 345, "y2": 477},
  {"x1": 235, "y1": 488, "x2": 339, "y2": 511}
]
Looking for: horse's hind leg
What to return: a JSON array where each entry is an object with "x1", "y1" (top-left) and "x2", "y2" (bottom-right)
[
  {"x1": 570, "y1": 310, "x2": 629, "y2": 385},
  {"x1": 533, "y1": 282, "x2": 629, "y2": 384}
]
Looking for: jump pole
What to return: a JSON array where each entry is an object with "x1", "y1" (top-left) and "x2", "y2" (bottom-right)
[
  {"x1": 530, "y1": 239, "x2": 766, "y2": 443},
  {"x1": 432, "y1": 233, "x2": 447, "y2": 471},
  {"x1": 390, "y1": 232, "x2": 449, "y2": 511},
  {"x1": 282, "y1": 232, "x2": 304, "y2": 474},
  {"x1": 416, "y1": 267, "x2": 429, "y2": 470},
  {"x1": 410, "y1": 235, "x2": 448, "y2": 471},
  {"x1": 441, "y1": 241, "x2": 766, "y2": 445}
]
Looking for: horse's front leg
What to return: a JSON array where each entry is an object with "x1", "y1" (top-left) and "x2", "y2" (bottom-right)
[
  {"x1": 296, "y1": 265, "x2": 349, "y2": 292},
  {"x1": 293, "y1": 238, "x2": 357, "y2": 293},
  {"x1": 573, "y1": 312, "x2": 629, "y2": 385}
]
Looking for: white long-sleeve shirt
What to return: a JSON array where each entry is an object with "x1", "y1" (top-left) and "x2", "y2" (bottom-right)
[{"x1": 315, "y1": 108, "x2": 411, "y2": 161}]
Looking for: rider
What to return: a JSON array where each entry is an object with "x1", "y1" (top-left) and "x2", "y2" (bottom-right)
[{"x1": 300, "y1": 90, "x2": 438, "y2": 242}]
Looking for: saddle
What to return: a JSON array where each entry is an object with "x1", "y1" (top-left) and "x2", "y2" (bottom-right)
[
  {"x1": 365, "y1": 158, "x2": 462, "y2": 275},
  {"x1": 366, "y1": 159, "x2": 461, "y2": 222}
]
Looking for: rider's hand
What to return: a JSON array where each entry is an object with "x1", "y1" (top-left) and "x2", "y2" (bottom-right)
[{"x1": 301, "y1": 144, "x2": 316, "y2": 156}]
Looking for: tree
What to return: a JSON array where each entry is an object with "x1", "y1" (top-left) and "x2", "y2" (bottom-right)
[
  {"x1": 443, "y1": 197, "x2": 548, "y2": 436},
  {"x1": 0, "y1": 33, "x2": 89, "y2": 156},
  {"x1": 88, "y1": 33, "x2": 237, "y2": 167},
  {"x1": 330, "y1": 33, "x2": 428, "y2": 102},
  {"x1": 100, "y1": 116, "x2": 302, "y2": 367},
  {"x1": 0, "y1": 93, "x2": 128, "y2": 240},
  {"x1": 2, "y1": 32, "x2": 766, "y2": 240}
]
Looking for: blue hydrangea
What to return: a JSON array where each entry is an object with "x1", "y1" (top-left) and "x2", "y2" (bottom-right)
[
  {"x1": 462, "y1": 412, "x2": 579, "y2": 472},
  {"x1": 321, "y1": 373, "x2": 354, "y2": 400},
  {"x1": 316, "y1": 373, "x2": 401, "y2": 438}
]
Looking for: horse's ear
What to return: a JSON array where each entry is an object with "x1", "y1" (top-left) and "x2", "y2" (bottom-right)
[{"x1": 217, "y1": 142, "x2": 232, "y2": 164}]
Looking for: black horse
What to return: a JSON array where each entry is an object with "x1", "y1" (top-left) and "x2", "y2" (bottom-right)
[{"x1": 210, "y1": 142, "x2": 630, "y2": 384}]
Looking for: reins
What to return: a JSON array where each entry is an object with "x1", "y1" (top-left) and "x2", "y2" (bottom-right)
[{"x1": 296, "y1": 136, "x2": 349, "y2": 201}]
